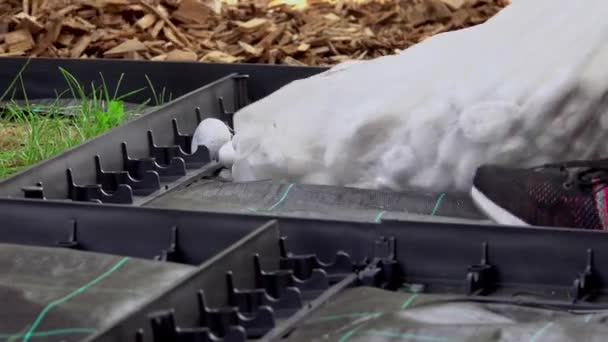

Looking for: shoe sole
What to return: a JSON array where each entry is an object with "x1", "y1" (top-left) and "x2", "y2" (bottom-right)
[{"x1": 470, "y1": 186, "x2": 529, "y2": 226}]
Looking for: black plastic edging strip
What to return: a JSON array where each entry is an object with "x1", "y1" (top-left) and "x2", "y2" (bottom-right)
[
  {"x1": 0, "y1": 198, "x2": 270, "y2": 265},
  {"x1": 379, "y1": 219, "x2": 608, "y2": 295},
  {"x1": 7, "y1": 199, "x2": 608, "y2": 298},
  {"x1": 86, "y1": 220, "x2": 280, "y2": 342},
  {"x1": 0, "y1": 73, "x2": 243, "y2": 199},
  {"x1": 7, "y1": 197, "x2": 608, "y2": 298},
  {"x1": 0, "y1": 57, "x2": 326, "y2": 104}
]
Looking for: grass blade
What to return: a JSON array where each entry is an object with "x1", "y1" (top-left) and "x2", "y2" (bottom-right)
[
  {"x1": 144, "y1": 74, "x2": 159, "y2": 106},
  {"x1": 0, "y1": 57, "x2": 31, "y2": 103}
]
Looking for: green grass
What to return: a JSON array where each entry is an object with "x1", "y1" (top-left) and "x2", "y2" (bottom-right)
[{"x1": 0, "y1": 60, "x2": 171, "y2": 179}]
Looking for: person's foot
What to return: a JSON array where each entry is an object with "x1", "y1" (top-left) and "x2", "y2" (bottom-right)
[{"x1": 471, "y1": 160, "x2": 608, "y2": 230}]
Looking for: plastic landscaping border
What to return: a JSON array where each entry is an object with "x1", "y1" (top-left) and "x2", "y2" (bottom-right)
[{"x1": 0, "y1": 57, "x2": 326, "y2": 105}]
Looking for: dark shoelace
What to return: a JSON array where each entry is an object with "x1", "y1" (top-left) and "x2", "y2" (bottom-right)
[{"x1": 533, "y1": 159, "x2": 608, "y2": 191}]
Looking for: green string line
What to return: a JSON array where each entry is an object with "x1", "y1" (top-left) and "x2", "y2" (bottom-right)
[
  {"x1": 430, "y1": 193, "x2": 446, "y2": 216},
  {"x1": 374, "y1": 211, "x2": 386, "y2": 223},
  {"x1": 248, "y1": 183, "x2": 295, "y2": 212},
  {"x1": 338, "y1": 328, "x2": 359, "y2": 342},
  {"x1": 584, "y1": 314, "x2": 594, "y2": 323},
  {"x1": 21, "y1": 257, "x2": 129, "y2": 342},
  {"x1": 401, "y1": 293, "x2": 419, "y2": 310},
  {"x1": 267, "y1": 183, "x2": 294, "y2": 211},
  {"x1": 0, "y1": 328, "x2": 96, "y2": 339},
  {"x1": 310, "y1": 312, "x2": 383, "y2": 323},
  {"x1": 375, "y1": 191, "x2": 445, "y2": 222},
  {"x1": 528, "y1": 322, "x2": 553, "y2": 342}
]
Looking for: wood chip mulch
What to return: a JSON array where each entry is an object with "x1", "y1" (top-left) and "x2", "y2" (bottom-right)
[{"x1": 0, "y1": 0, "x2": 509, "y2": 66}]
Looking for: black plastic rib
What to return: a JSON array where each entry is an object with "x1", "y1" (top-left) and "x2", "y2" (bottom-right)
[{"x1": 172, "y1": 109, "x2": 203, "y2": 155}]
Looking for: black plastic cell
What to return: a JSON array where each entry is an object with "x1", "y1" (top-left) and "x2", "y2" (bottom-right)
[
  {"x1": 148, "y1": 310, "x2": 246, "y2": 342},
  {"x1": 147, "y1": 130, "x2": 211, "y2": 169},
  {"x1": 279, "y1": 237, "x2": 353, "y2": 284},
  {"x1": 172, "y1": 108, "x2": 203, "y2": 154},
  {"x1": 254, "y1": 254, "x2": 329, "y2": 300},
  {"x1": 96, "y1": 155, "x2": 160, "y2": 196},
  {"x1": 121, "y1": 142, "x2": 187, "y2": 181},
  {"x1": 67, "y1": 168, "x2": 133, "y2": 204},
  {"x1": 21, "y1": 182, "x2": 45, "y2": 199},
  {"x1": 198, "y1": 290, "x2": 275, "y2": 338},
  {"x1": 226, "y1": 271, "x2": 303, "y2": 317}
]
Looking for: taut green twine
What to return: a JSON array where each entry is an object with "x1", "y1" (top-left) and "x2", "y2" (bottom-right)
[
  {"x1": 268, "y1": 183, "x2": 294, "y2": 210},
  {"x1": 21, "y1": 257, "x2": 129, "y2": 342},
  {"x1": 430, "y1": 193, "x2": 445, "y2": 216},
  {"x1": 374, "y1": 211, "x2": 386, "y2": 223},
  {"x1": 401, "y1": 293, "x2": 419, "y2": 310},
  {"x1": 528, "y1": 322, "x2": 554, "y2": 342}
]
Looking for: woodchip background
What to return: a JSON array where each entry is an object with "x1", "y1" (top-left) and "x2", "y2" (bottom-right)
[{"x1": 0, "y1": 0, "x2": 508, "y2": 66}]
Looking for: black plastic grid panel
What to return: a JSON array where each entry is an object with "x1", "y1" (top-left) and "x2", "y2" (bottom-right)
[
  {"x1": 0, "y1": 58, "x2": 325, "y2": 205},
  {"x1": 1, "y1": 58, "x2": 604, "y2": 342},
  {"x1": 0, "y1": 74, "x2": 242, "y2": 202},
  {"x1": 3, "y1": 199, "x2": 608, "y2": 342}
]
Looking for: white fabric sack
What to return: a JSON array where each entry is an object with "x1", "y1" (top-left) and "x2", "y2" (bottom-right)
[{"x1": 224, "y1": 0, "x2": 608, "y2": 192}]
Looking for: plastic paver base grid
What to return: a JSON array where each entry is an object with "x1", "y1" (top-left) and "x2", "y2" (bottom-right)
[{"x1": 1, "y1": 58, "x2": 602, "y2": 342}]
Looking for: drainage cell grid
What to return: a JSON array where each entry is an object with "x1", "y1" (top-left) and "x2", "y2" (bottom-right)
[{"x1": 1, "y1": 59, "x2": 606, "y2": 342}]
